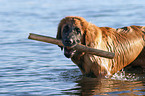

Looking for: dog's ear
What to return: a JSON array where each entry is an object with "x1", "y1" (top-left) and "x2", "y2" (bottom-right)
[
  {"x1": 84, "y1": 24, "x2": 102, "y2": 47},
  {"x1": 78, "y1": 19, "x2": 94, "y2": 46},
  {"x1": 56, "y1": 22, "x2": 63, "y2": 50}
]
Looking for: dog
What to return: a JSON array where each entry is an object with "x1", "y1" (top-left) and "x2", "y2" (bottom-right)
[{"x1": 56, "y1": 16, "x2": 145, "y2": 78}]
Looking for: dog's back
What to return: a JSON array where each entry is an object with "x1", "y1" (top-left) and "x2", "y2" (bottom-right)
[{"x1": 100, "y1": 25, "x2": 145, "y2": 74}]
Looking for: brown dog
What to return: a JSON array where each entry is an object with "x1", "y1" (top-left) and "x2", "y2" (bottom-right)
[{"x1": 56, "y1": 16, "x2": 145, "y2": 78}]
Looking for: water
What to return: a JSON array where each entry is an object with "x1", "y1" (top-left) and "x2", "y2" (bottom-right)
[{"x1": 0, "y1": 0, "x2": 144, "y2": 95}]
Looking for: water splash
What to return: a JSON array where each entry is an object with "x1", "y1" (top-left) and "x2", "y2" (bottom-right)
[{"x1": 110, "y1": 69, "x2": 140, "y2": 81}]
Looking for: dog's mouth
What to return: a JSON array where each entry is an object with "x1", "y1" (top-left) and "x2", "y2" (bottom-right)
[{"x1": 64, "y1": 46, "x2": 76, "y2": 58}]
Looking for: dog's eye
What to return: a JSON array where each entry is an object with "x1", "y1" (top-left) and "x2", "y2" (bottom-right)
[
  {"x1": 75, "y1": 28, "x2": 81, "y2": 34},
  {"x1": 63, "y1": 25, "x2": 69, "y2": 33}
]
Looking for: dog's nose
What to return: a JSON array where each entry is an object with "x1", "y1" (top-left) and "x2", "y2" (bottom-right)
[{"x1": 64, "y1": 39, "x2": 73, "y2": 44}]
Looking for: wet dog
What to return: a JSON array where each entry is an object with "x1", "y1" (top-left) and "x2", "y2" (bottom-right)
[{"x1": 56, "y1": 16, "x2": 145, "y2": 78}]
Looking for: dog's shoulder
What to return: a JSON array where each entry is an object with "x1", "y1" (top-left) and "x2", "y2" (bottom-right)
[
  {"x1": 99, "y1": 27, "x2": 116, "y2": 38},
  {"x1": 100, "y1": 27, "x2": 116, "y2": 32}
]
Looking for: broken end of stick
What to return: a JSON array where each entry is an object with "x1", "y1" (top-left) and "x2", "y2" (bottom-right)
[
  {"x1": 28, "y1": 33, "x2": 31, "y2": 39},
  {"x1": 28, "y1": 33, "x2": 36, "y2": 39}
]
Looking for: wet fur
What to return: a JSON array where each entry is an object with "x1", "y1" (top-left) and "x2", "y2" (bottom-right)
[{"x1": 57, "y1": 16, "x2": 145, "y2": 77}]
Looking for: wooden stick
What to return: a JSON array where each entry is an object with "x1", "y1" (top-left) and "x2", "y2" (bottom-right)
[
  {"x1": 28, "y1": 33, "x2": 115, "y2": 59},
  {"x1": 28, "y1": 33, "x2": 64, "y2": 46}
]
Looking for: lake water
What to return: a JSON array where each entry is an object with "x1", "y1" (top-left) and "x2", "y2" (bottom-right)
[{"x1": 0, "y1": 0, "x2": 144, "y2": 96}]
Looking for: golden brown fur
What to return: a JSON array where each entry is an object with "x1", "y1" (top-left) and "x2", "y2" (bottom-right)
[{"x1": 57, "y1": 16, "x2": 145, "y2": 77}]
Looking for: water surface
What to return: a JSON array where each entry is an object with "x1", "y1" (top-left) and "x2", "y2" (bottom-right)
[{"x1": 0, "y1": 0, "x2": 144, "y2": 95}]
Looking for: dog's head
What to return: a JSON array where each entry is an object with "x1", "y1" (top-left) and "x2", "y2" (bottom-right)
[{"x1": 56, "y1": 16, "x2": 88, "y2": 58}]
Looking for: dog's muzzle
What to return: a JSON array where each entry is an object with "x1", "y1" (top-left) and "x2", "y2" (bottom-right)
[
  {"x1": 62, "y1": 35, "x2": 80, "y2": 58},
  {"x1": 63, "y1": 38, "x2": 76, "y2": 47},
  {"x1": 64, "y1": 47, "x2": 76, "y2": 58}
]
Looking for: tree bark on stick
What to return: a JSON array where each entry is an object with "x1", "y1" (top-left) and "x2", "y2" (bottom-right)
[{"x1": 28, "y1": 33, "x2": 115, "y2": 59}]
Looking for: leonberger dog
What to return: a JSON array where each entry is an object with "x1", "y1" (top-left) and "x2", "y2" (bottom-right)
[{"x1": 56, "y1": 16, "x2": 145, "y2": 78}]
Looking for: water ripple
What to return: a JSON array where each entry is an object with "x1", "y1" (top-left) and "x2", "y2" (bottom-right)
[{"x1": 0, "y1": 0, "x2": 145, "y2": 96}]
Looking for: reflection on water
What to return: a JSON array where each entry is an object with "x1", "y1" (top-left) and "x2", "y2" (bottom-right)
[
  {"x1": 0, "y1": 0, "x2": 145, "y2": 95},
  {"x1": 59, "y1": 68, "x2": 145, "y2": 96},
  {"x1": 61, "y1": 75, "x2": 145, "y2": 96}
]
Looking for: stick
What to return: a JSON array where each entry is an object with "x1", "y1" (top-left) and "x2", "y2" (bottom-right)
[{"x1": 28, "y1": 33, "x2": 115, "y2": 59}]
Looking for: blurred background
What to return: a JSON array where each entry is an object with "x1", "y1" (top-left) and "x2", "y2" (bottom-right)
[{"x1": 0, "y1": 0, "x2": 144, "y2": 95}]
